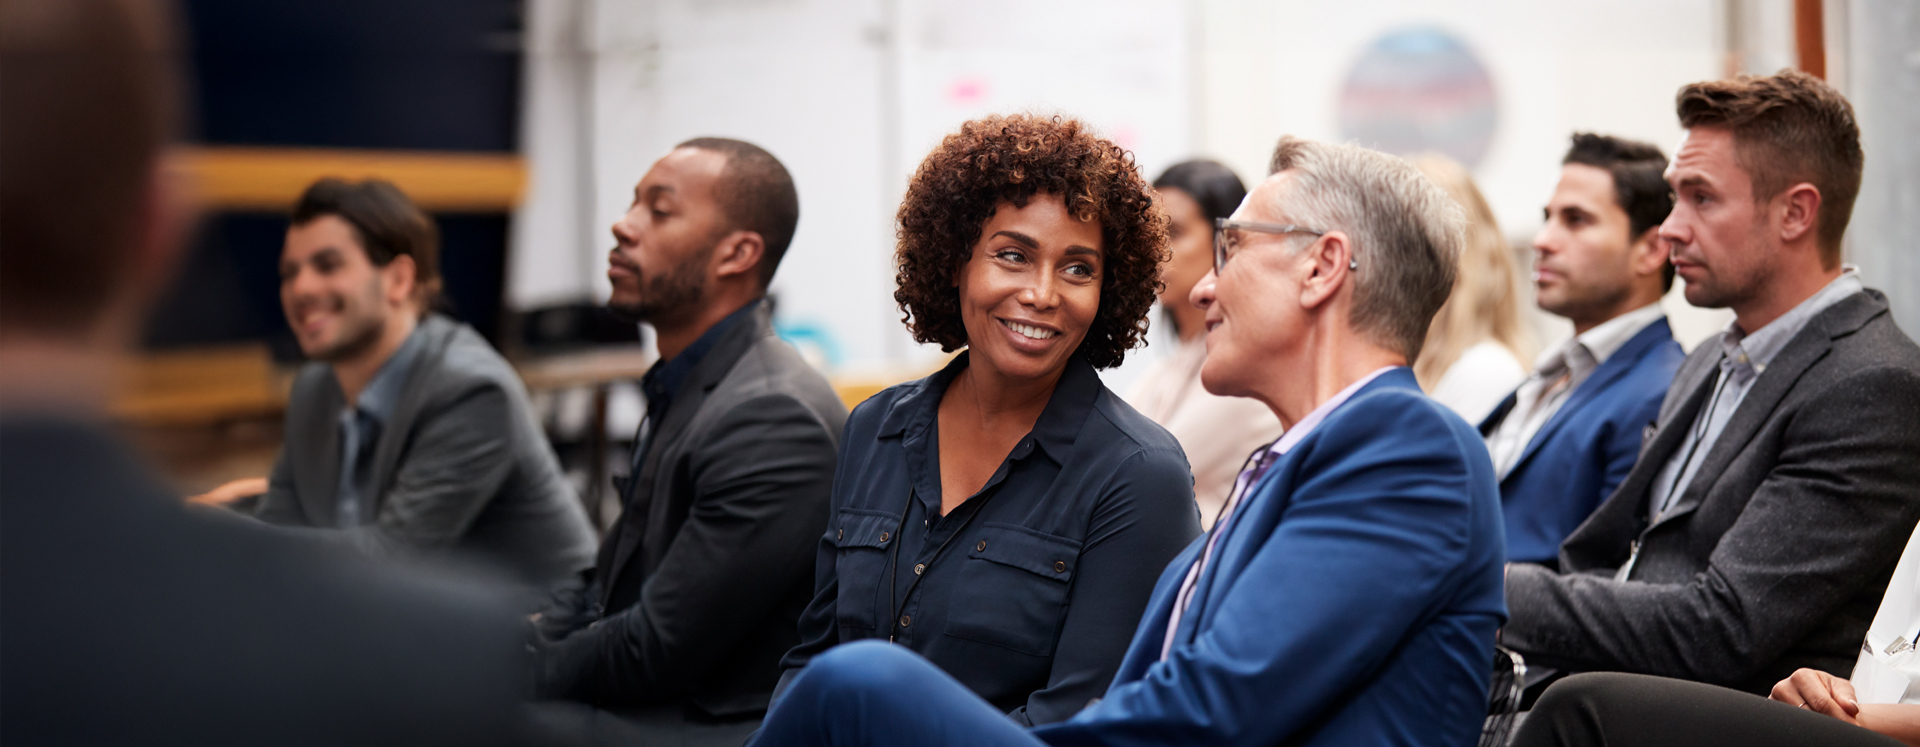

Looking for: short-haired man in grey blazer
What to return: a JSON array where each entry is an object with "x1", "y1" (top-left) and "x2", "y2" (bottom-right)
[
  {"x1": 529, "y1": 138, "x2": 849, "y2": 744},
  {"x1": 1503, "y1": 69, "x2": 1920, "y2": 695},
  {"x1": 255, "y1": 178, "x2": 598, "y2": 589}
]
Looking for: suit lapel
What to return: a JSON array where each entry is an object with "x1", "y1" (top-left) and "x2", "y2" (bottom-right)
[
  {"x1": 1646, "y1": 295, "x2": 1882, "y2": 529},
  {"x1": 1172, "y1": 372, "x2": 1411, "y2": 650},
  {"x1": 364, "y1": 316, "x2": 454, "y2": 517},
  {"x1": 1478, "y1": 392, "x2": 1518, "y2": 437},
  {"x1": 293, "y1": 372, "x2": 347, "y2": 527},
  {"x1": 1504, "y1": 322, "x2": 1671, "y2": 482},
  {"x1": 1559, "y1": 353, "x2": 1720, "y2": 565},
  {"x1": 601, "y1": 301, "x2": 774, "y2": 600}
]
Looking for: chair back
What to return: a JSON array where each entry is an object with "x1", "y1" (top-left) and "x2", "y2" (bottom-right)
[{"x1": 1479, "y1": 645, "x2": 1526, "y2": 747}]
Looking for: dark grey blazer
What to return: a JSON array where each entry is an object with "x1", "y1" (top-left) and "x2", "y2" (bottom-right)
[
  {"x1": 535, "y1": 299, "x2": 848, "y2": 721},
  {"x1": 2, "y1": 416, "x2": 527, "y2": 747},
  {"x1": 256, "y1": 313, "x2": 597, "y2": 587},
  {"x1": 1505, "y1": 289, "x2": 1920, "y2": 693}
]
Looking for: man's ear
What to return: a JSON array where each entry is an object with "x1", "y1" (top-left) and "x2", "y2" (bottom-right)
[
  {"x1": 1298, "y1": 231, "x2": 1352, "y2": 310},
  {"x1": 382, "y1": 254, "x2": 418, "y2": 307},
  {"x1": 128, "y1": 151, "x2": 196, "y2": 310},
  {"x1": 712, "y1": 230, "x2": 766, "y2": 281},
  {"x1": 1777, "y1": 182, "x2": 1821, "y2": 246},
  {"x1": 1627, "y1": 226, "x2": 1668, "y2": 279}
]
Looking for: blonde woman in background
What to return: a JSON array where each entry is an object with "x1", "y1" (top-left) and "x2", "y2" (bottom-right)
[
  {"x1": 1125, "y1": 159, "x2": 1283, "y2": 529},
  {"x1": 1412, "y1": 155, "x2": 1533, "y2": 424}
]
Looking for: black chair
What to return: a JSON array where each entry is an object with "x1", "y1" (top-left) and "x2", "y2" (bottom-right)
[{"x1": 1482, "y1": 645, "x2": 1527, "y2": 747}]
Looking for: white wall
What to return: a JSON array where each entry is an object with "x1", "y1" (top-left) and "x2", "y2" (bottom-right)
[
  {"x1": 512, "y1": 0, "x2": 1190, "y2": 374},
  {"x1": 1195, "y1": 0, "x2": 1734, "y2": 352},
  {"x1": 513, "y1": 0, "x2": 1741, "y2": 375}
]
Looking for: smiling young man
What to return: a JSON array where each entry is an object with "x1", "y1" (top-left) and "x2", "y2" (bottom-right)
[
  {"x1": 746, "y1": 136, "x2": 1506, "y2": 747},
  {"x1": 529, "y1": 138, "x2": 848, "y2": 744},
  {"x1": 1502, "y1": 69, "x2": 1920, "y2": 695},
  {"x1": 1478, "y1": 134, "x2": 1686, "y2": 566},
  {"x1": 255, "y1": 178, "x2": 596, "y2": 589}
]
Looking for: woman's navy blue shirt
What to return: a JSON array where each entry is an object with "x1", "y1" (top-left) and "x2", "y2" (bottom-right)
[{"x1": 775, "y1": 352, "x2": 1202, "y2": 725}]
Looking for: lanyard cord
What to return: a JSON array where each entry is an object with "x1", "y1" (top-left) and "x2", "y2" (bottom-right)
[
  {"x1": 887, "y1": 487, "x2": 994, "y2": 643},
  {"x1": 1657, "y1": 365, "x2": 1731, "y2": 518}
]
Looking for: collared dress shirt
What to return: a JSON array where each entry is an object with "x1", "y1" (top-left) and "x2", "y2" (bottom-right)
[
  {"x1": 1643, "y1": 267, "x2": 1864, "y2": 527},
  {"x1": 334, "y1": 325, "x2": 426, "y2": 527},
  {"x1": 777, "y1": 352, "x2": 1201, "y2": 726},
  {"x1": 1486, "y1": 303, "x2": 1667, "y2": 478}
]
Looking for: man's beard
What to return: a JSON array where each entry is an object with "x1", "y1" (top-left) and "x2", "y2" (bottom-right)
[
  {"x1": 607, "y1": 249, "x2": 709, "y2": 326},
  {"x1": 1680, "y1": 220, "x2": 1772, "y2": 310},
  {"x1": 308, "y1": 316, "x2": 387, "y2": 362},
  {"x1": 297, "y1": 277, "x2": 391, "y2": 362}
]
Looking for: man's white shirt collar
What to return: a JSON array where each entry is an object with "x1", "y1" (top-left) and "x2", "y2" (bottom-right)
[{"x1": 1720, "y1": 265, "x2": 1862, "y2": 374}]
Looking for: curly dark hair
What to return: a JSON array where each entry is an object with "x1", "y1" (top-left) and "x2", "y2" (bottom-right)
[{"x1": 893, "y1": 114, "x2": 1168, "y2": 370}]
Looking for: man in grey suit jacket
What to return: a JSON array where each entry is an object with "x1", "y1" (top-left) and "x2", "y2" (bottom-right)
[
  {"x1": 1504, "y1": 69, "x2": 1920, "y2": 694},
  {"x1": 531, "y1": 138, "x2": 848, "y2": 744},
  {"x1": 256, "y1": 178, "x2": 597, "y2": 589}
]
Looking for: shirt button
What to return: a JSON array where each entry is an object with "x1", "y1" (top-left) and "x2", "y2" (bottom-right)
[
  {"x1": 976, "y1": 540, "x2": 987, "y2": 552},
  {"x1": 899, "y1": 615, "x2": 911, "y2": 627},
  {"x1": 914, "y1": 563, "x2": 926, "y2": 575},
  {"x1": 1054, "y1": 560, "x2": 1067, "y2": 573},
  {"x1": 880, "y1": 532, "x2": 890, "y2": 542}
]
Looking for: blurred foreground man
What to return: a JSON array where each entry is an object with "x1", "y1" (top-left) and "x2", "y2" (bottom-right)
[
  {"x1": 749, "y1": 137, "x2": 1506, "y2": 747},
  {"x1": 1503, "y1": 69, "x2": 1920, "y2": 694},
  {"x1": 0, "y1": 1, "x2": 525, "y2": 745},
  {"x1": 254, "y1": 177, "x2": 596, "y2": 590},
  {"x1": 531, "y1": 138, "x2": 847, "y2": 744},
  {"x1": 1480, "y1": 133, "x2": 1685, "y2": 566}
]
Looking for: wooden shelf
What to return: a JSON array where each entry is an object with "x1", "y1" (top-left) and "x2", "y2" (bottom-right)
[{"x1": 174, "y1": 146, "x2": 527, "y2": 212}]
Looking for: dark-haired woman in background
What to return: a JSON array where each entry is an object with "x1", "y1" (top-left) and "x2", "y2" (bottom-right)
[
  {"x1": 772, "y1": 115, "x2": 1201, "y2": 726},
  {"x1": 1124, "y1": 160, "x2": 1282, "y2": 529}
]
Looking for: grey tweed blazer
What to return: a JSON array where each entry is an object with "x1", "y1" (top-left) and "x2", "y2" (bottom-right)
[
  {"x1": 256, "y1": 313, "x2": 597, "y2": 587},
  {"x1": 1504, "y1": 289, "x2": 1920, "y2": 693}
]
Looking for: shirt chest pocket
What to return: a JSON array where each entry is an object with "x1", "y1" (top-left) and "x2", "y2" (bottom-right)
[
  {"x1": 830, "y1": 509, "x2": 898, "y2": 634},
  {"x1": 945, "y1": 523, "x2": 1081, "y2": 657}
]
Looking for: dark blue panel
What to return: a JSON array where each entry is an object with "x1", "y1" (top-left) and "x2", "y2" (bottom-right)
[
  {"x1": 145, "y1": 2, "x2": 521, "y2": 351},
  {"x1": 182, "y1": 0, "x2": 522, "y2": 151},
  {"x1": 433, "y1": 213, "x2": 509, "y2": 348}
]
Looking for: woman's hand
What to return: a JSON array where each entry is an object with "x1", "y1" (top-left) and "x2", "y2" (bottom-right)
[{"x1": 1769, "y1": 668, "x2": 1860, "y2": 724}]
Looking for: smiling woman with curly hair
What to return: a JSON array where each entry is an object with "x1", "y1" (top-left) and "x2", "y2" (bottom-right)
[
  {"x1": 893, "y1": 115, "x2": 1170, "y2": 368},
  {"x1": 775, "y1": 114, "x2": 1202, "y2": 725}
]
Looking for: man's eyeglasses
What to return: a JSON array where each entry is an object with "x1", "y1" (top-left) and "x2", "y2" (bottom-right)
[{"x1": 1213, "y1": 218, "x2": 1328, "y2": 272}]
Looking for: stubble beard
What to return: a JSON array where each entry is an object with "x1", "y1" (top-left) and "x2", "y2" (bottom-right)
[
  {"x1": 1680, "y1": 220, "x2": 1773, "y2": 311},
  {"x1": 301, "y1": 278, "x2": 392, "y2": 363},
  {"x1": 607, "y1": 249, "x2": 710, "y2": 328},
  {"x1": 1543, "y1": 276, "x2": 1633, "y2": 328}
]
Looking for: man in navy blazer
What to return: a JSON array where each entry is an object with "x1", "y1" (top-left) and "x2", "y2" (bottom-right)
[
  {"x1": 1480, "y1": 134, "x2": 1686, "y2": 566},
  {"x1": 746, "y1": 137, "x2": 1507, "y2": 747}
]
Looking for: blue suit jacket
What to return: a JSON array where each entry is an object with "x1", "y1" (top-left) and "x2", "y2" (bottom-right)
[
  {"x1": 1033, "y1": 369, "x2": 1507, "y2": 747},
  {"x1": 1477, "y1": 320, "x2": 1684, "y2": 565}
]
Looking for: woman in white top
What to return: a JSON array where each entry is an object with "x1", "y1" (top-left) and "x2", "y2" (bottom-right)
[
  {"x1": 1513, "y1": 525, "x2": 1920, "y2": 747},
  {"x1": 1410, "y1": 155, "x2": 1532, "y2": 425},
  {"x1": 1125, "y1": 160, "x2": 1282, "y2": 528}
]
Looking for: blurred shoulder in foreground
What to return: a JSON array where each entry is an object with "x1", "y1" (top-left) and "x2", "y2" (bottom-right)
[{"x1": 0, "y1": 0, "x2": 531, "y2": 743}]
